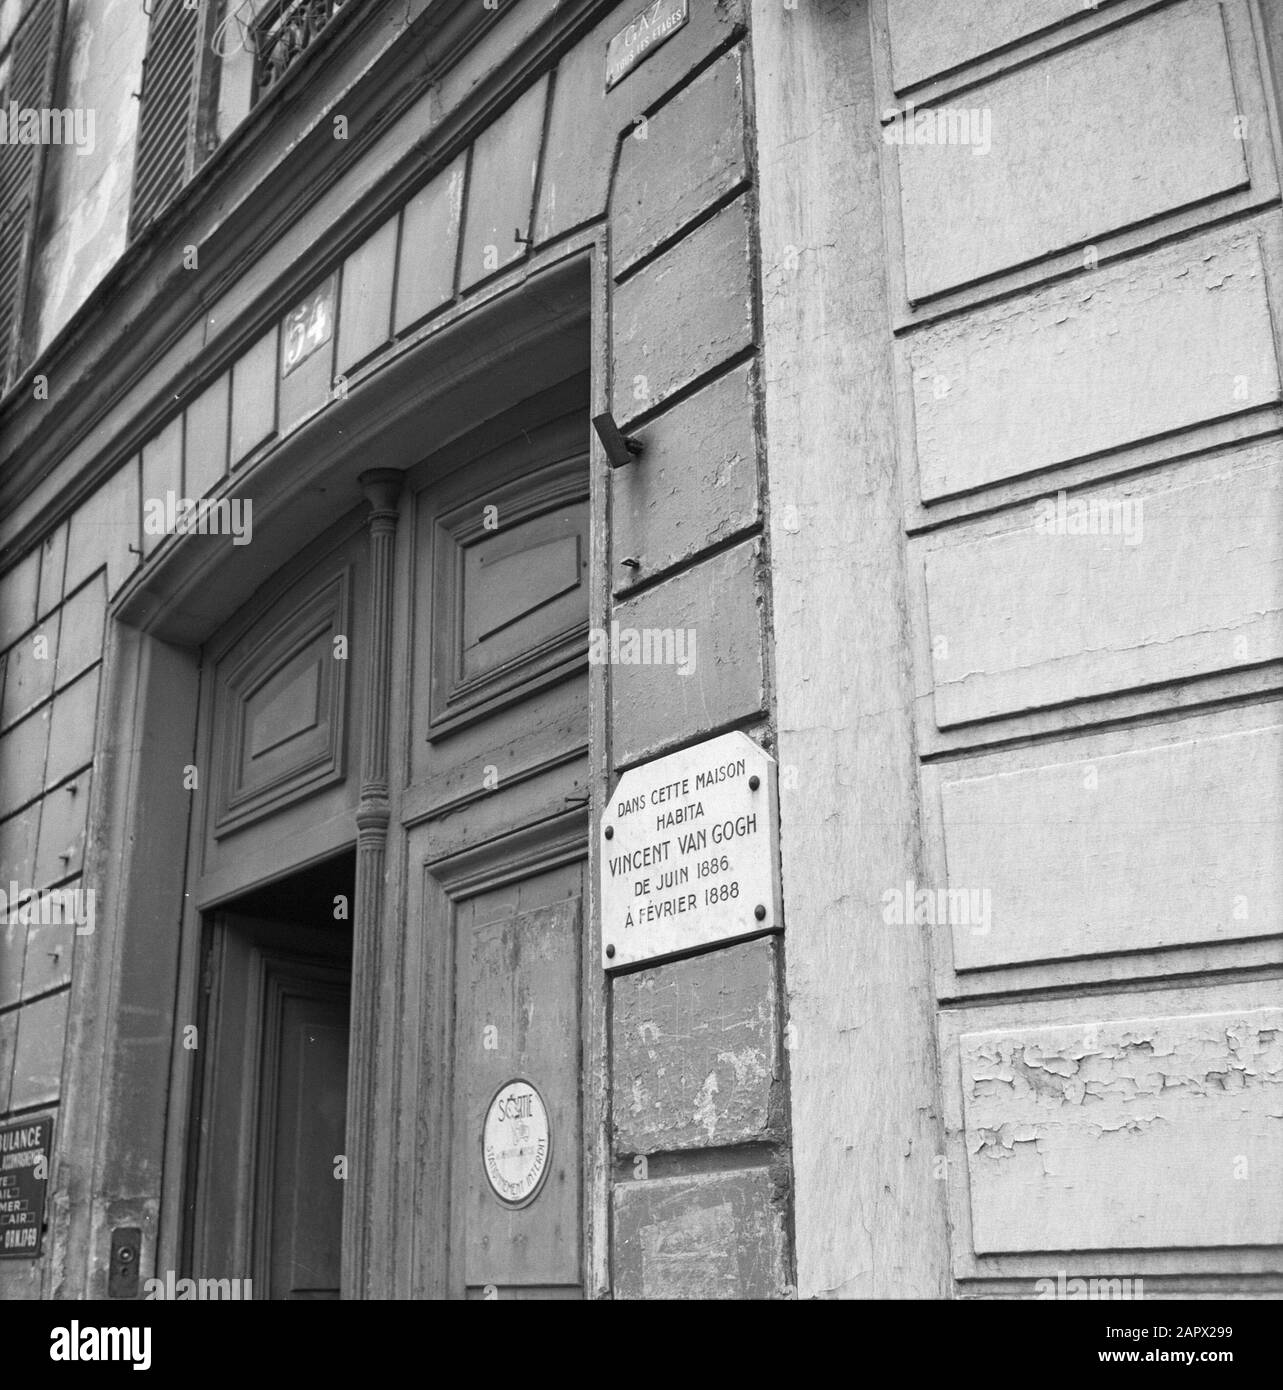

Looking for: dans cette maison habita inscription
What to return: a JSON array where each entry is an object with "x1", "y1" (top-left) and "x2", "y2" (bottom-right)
[{"x1": 600, "y1": 732, "x2": 781, "y2": 970}]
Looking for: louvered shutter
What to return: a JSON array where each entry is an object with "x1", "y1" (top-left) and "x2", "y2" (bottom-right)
[
  {"x1": 129, "y1": 0, "x2": 201, "y2": 237},
  {"x1": 0, "y1": 0, "x2": 62, "y2": 388}
]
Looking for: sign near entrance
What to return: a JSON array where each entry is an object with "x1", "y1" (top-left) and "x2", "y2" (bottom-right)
[
  {"x1": 605, "y1": 0, "x2": 689, "y2": 89},
  {"x1": 482, "y1": 1079, "x2": 551, "y2": 1208},
  {"x1": 0, "y1": 1115, "x2": 51, "y2": 1257},
  {"x1": 600, "y1": 731, "x2": 781, "y2": 971}
]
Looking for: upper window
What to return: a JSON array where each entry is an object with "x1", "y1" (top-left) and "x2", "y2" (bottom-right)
[
  {"x1": 129, "y1": 0, "x2": 351, "y2": 239},
  {"x1": 0, "y1": 0, "x2": 62, "y2": 389}
]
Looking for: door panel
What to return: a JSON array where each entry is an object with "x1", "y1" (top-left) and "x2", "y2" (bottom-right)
[
  {"x1": 260, "y1": 978, "x2": 348, "y2": 1298},
  {"x1": 187, "y1": 913, "x2": 350, "y2": 1298},
  {"x1": 405, "y1": 382, "x2": 591, "y2": 1298},
  {"x1": 460, "y1": 897, "x2": 582, "y2": 1293}
]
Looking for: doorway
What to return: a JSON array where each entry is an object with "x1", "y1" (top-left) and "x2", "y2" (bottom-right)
[{"x1": 183, "y1": 852, "x2": 355, "y2": 1299}]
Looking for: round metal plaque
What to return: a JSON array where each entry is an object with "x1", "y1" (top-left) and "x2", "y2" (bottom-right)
[{"x1": 482, "y1": 1078, "x2": 551, "y2": 1208}]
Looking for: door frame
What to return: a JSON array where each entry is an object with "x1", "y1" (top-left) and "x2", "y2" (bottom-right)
[{"x1": 56, "y1": 241, "x2": 613, "y2": 1298}]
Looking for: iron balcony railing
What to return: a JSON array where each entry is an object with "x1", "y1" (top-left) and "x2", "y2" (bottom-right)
[{"x1": 252, "y1": 0, "x2": 349, "y2": 100}]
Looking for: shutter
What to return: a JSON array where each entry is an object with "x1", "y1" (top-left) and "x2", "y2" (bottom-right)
[
  {"x1": 129, "y1": 0, "x2": 201, "y2": 237},
  {"x1": 0, "y1": 0, "x2": 62, "y2": 387}
]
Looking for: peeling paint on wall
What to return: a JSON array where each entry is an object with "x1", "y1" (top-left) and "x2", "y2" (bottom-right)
[{"x1": 961, "y1": 1009, "x2": 1283, "y2": 1253}]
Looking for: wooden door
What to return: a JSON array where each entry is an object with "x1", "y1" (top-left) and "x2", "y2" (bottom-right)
[
  {"x1": 186, "y1": 913, "x2": 351, "y2": 1299},
  {"x1": 403, "y1": 385, "x2": 592, "y2": 1297}
]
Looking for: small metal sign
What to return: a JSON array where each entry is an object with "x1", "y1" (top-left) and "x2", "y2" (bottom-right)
[
  {"x1": 281, "y1": 272, "x2": 336, "y2": 377},
  {"x1": 482, "y1": 1079, "x2": 551, "y2": 1208},
  {"x1": 0, "y1": 1115, "x2": 51, "y2": 1258},
  {"x1": 600, "y1": 731, "x2": 782, "y2": 971},
  {"x1": 606, "y1": 0, "x2": 689, "y2": 90}
]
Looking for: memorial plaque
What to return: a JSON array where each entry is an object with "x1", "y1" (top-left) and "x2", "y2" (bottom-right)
[
  {"x1": 0, "y1": 1115, "x2": 51, "y2": 1257},
  {"x1": 482, "y1": 1079, "x2": 551, "y2": 1208},
  {"x1": 600, "y1": 731, "x2": 781, "y2": 970},
  {"x1": 605, "y1": 0, "x2": 689, "y2": 90}
]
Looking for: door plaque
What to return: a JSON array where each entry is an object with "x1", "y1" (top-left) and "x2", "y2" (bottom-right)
[
  {"x1": 482, "y1": 1079, "x2": 551, "y2": 1208},
  {"x1": 600, "y1": 731, "x2": 782, "y2": 971}
]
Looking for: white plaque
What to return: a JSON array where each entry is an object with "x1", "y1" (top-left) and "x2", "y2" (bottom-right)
[
  {"x1": 600, "y1": 731, "x2": 781, "y2": 971},
  {"x1": 482, "y1": 1079, "x2": 551, "y2": 1207}
]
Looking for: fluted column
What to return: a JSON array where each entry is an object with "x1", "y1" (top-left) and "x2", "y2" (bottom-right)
[{"x1": 341, "y1": 468, "x2": 402, "y2": 1299}]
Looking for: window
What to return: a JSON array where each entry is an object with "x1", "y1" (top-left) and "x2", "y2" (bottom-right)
[
  {"x1": 0, "y1": 0, "x2": 63, "y2": 389},
  {"x1": 129, "y1": 0, "x2": 351, "y2": 240}
]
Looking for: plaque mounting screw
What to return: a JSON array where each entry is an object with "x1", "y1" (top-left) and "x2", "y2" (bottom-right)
[
  {"x1": 749, "y1": 775, "x2": 760, "y2": 791},
  {"x1": 606, "y1": 943, "x2": 616, "y2": 959},
  {"x1": 604, "y1": 825, "x2": 614, "y2": 840},
  {"x1": 754, "y1": 904, "x2": 767, "y2": 921}
]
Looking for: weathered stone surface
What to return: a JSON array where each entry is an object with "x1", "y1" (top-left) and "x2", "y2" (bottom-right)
[
  {"x1": 0, "y1": 707, "x2": 50, "y2": 819},
  {"x1": 926, "y1": 447, "x2": 1282, "y2": 725},
  {"x1": 337, "y1": 215, "x2": 398, "y2": 374},
  {"x1": 0, "y1": 911, "x2": 26, "y2": 1011},
  {"x1": 1, "y1": 612, "x2": 58, "y2": 730},
  {"x1": 459, "y1": 77, "x2": 549, "y2": 291},
  {"x1": 612, "y1": 196, "x2": 754, "y2": 425},
  {"x1": 887, "y1": 0, "x2": 1099, "y2": 92},
  {"x1": 53, "y1": 575, "x2": 105, "y2": 692},
  {"x1": 613, "y1": 1167, "x2": 788, "y2": 1298},
  {"x1": 897, "y1": 4, "x2": 1247, "y2": 300},
  {"x1": 613, "y1": 937, "x2": 779, "y2": 1153},
  {"x1": 10, "y1": 990, "x2": 68, "y2": 1109},
  {"x1": 961, "y1": 1009, "x2": 1283, "y2": 1252},
  {"x1": 36, "y1": 524, "x2": 67, "y2": 619},
  {"x1": 230, "y1": 329, "x2": 278, "y2": 467},
  {"x1": 0, "y1": 1010, "x2": 15, "y2": 1108},
  {"x1": 610, "y1": 538, "x2": 764, "y2": 765},
  {"x1": 0, "y1": 805, "x2": 37, "y2": 890},
  {"x1": 183, "y1": 372, "x2": 230, "y2": 501},
  {"x1": 65, "y1": 462, "x2": 139, "y2": 598},
  {"x1": 911, "y1": 232, "x2": 1279, "y2": 500},
  {"x1": 612, "y1": 361, "x2": 759, "y2": 593},
  {"x1": 22, "y1": 887, "x2": 77, "y2": 997},
  {"x1": 33, "y1": 773, "x2": 90, "y2": 887},
  {"x1": 942, "y1": 719, "x2": 1283, "y2": 970},
  {"x1": 0, "y1": 549, "x2": 39, "y2": 651},
  {"x1": 612, "y1": 45, "x2": 747, "y2": 275},
  {"x1": 140, "y1": 416, "x2": 182, "y2": 559},
  {"x1": 395, "y1": 155, "x2": 465, "y2": 332},
  {"x1": 45, "y1": 668, "x2": 98, "y2": 791}
]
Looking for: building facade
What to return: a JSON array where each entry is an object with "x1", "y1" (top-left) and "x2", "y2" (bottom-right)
[{"x1": 0, "y1": 0, "x2": 1280, "y2": 1300}]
